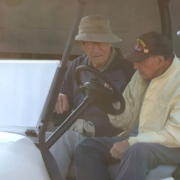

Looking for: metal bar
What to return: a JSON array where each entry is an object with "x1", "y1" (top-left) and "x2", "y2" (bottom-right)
[
  {"x1": 41, "y1": 150, "x2": 62, "y2": 180},
  {"x1": 38, "y1": 0, "x2": 87, "y2": 151},
  {"x1": 38, "y1": 1, "x2": 87, "y2": 179},
  {"x1": 46, "y1": 98, "x2": 90, "y2": 149},
  {"x1": 157, "y1": 0, "x2": 172, "y2": 40}
]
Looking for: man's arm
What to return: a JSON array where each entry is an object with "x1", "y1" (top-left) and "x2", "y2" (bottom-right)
[
  {"x1": 108, "y1": 72, "x2": 140, "y2": 130},
  {"x1": 109, "y1": 101, "x2": 180, "y2": 159},
  {"x1": 129, "y1": 101, "x2": 180, "y2": 148},
  {"x1": 54, "y1": 61, "x2": 75, "y2": 114}
]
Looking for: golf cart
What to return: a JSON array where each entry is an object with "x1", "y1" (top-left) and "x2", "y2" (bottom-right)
[{"x1": 0, "y1": 0, "x2": 180, "y2": 180}]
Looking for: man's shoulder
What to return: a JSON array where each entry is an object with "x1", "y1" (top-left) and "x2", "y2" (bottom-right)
[{"x1": 69, "y1": 54, "x2": 88, "y2": 68}]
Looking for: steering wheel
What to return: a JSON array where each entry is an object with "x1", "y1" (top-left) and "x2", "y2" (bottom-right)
[{"x1": 75, "y1": 65, "x2": 125, "y2": 115}]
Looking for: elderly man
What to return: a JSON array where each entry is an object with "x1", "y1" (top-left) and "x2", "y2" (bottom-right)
[
  {"x1": 54, "y1": 15, "x2": 134, "y2": 136},
  {"x1": 74, "y1": 31, "x2": 180, "y2": 180},
  {"x1": 51, "y1": 15, "x2": 134, "y2": 180}
]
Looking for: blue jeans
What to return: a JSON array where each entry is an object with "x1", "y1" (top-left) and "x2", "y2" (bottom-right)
[{"x1": 74, "y1": 136, "x2": 180, "y2": 180}]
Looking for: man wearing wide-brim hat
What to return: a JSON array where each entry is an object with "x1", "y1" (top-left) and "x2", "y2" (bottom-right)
[{"x1": 52, "y1": 15, "x2": 134, "y2": 180}]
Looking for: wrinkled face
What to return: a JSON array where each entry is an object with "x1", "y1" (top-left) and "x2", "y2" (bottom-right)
[
  {"x1": 80, "y1": 41, "x2": 112, "y2": 69},
  {"x1": 134, "y1": 56, "x2": 162, "y2": 81}
]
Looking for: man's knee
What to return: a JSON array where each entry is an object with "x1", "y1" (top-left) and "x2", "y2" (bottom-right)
[
  {"x1": 74, "y1": 137, "x2": 99, "y2": 156},
  {"x1": 127, "y1": 142, "x2": 153, "y2": 157},
  {"x1": 75, "y1": 138, "x2": 91, "y2": 151},
  {"x1": 60, "y1": 131, "x2": 82, "y2": 145},
  {"x1": 61, "y1": 130, "x2": 75, "y2": 141}
]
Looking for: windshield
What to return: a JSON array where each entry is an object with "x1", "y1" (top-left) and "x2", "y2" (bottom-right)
[{"x1": 2, "y1": 0, "x2": 179, "y2": 60}]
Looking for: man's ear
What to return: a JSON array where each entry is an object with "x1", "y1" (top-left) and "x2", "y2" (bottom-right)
[{"x1": 158, "y1": 56, "x2": 165, "y2": 67}]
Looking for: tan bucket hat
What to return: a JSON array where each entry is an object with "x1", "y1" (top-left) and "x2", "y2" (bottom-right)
[{"x1": 75, "y1": 15, "x2": 122, "y2": 43}]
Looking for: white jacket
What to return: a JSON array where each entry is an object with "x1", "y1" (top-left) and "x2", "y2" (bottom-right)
[{"x1": 108, "y1": 55, "x2": 180, "y2": 147}]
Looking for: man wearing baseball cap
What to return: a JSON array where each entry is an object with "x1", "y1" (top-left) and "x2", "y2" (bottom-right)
[
  {"x1": 51, "y1": 15, "x2": 134, "y2": 180},
  {"x1": 75, "y1": 31, "x2": 180, "y2": 180}
]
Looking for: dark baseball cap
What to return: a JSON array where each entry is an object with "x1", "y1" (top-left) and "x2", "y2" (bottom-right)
[{"x1": 125, "y1": 31, "x2": 173, "y2": 62}]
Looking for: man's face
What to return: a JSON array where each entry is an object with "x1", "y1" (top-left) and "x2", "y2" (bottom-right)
[
  {"x1": 134, "y1": 56, "x2": 162, "y2": 81},
  {"x1": 80, "y1": 41, "x2": 112, "y2": 69}
]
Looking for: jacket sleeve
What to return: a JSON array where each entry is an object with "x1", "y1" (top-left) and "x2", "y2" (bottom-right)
[
  {"x1": 108, "y1": 72, "x2": 139, "y2": 130},
  {"x1": 129, "y1": 99, "x2": 180, "y2": 148},
  {"x1": 60, "y1": 62, "x2": 76, "y2": 111},
  {"x1": 60, "y1": 55, "x2": 86, "y2": 98},
  {"x1": 60, "y1": 63, "x2": 74, "y2": 97}
]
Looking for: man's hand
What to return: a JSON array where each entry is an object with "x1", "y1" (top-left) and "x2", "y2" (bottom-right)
[
  {"x1": 110, "y1": 140, "x2": 130, "y2": 160},
  {"x1": 54, "y1": 94, "x2": 69, "y2": 114},
  {"x1": 104, "y1": 83, "x2": 113, "y2": 90}
]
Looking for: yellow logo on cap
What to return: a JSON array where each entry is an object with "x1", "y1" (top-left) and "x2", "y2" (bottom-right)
[
  {"x1": 136, "y1": 38, "x2": 146, "y2": 47},
  {"x1": 134, "y1": 38, "x2": 149, "y2": 53}
]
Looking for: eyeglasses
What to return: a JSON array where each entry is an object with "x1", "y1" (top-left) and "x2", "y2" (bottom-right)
[{"x1": 82, "y1": 41, "x2": 109, "y2": 49}]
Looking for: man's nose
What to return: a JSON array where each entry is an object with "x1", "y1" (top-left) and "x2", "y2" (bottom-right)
[{"x1": 92, "y1": 44, "x2": 101, "y2": 51}]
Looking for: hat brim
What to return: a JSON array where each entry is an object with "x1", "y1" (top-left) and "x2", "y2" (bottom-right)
[
  {"x1": 75, "y1": 33, "x2": 122, "y2": 43},
  {"x1": 124, "y1": 50, "x2": 151, "y2": 62}
]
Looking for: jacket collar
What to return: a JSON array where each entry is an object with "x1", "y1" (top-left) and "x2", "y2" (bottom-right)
[{"x1": 154, "y1": 54, "x2": 180, "y2": 81}]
